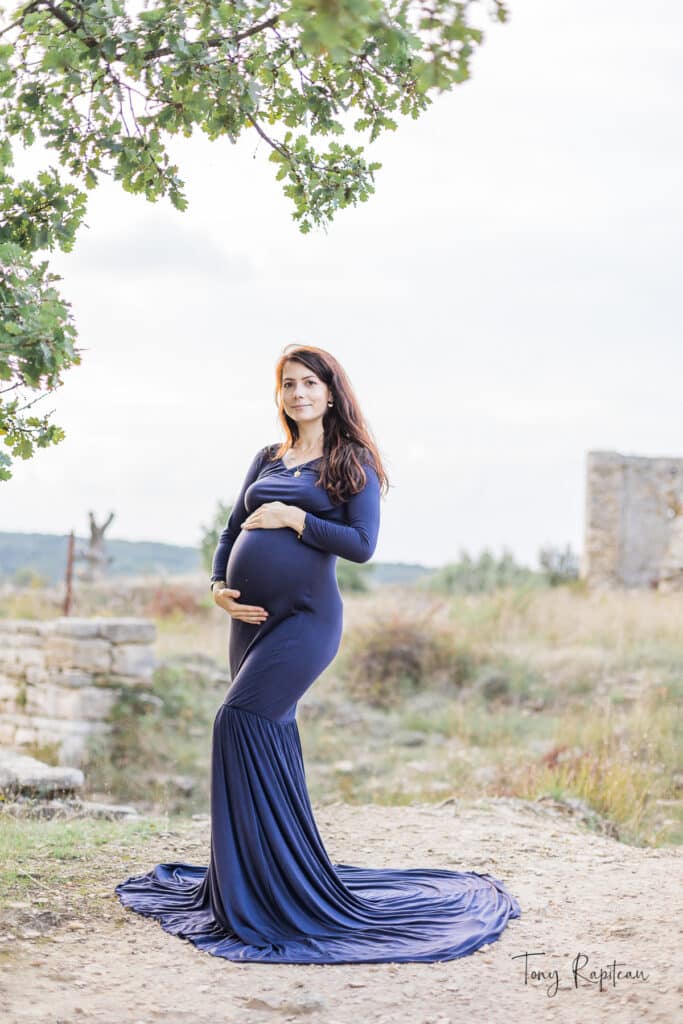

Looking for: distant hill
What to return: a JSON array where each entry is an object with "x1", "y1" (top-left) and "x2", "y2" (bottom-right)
[
  {"x1": 369, "y1": 562, "x2": 438, "y2": 585},
  {"x1": 0, "y1": 532, "x2": 202, "y2": 585},
  {"x1": 0, "y1": 532, "x2": 437, "y2": 587}
]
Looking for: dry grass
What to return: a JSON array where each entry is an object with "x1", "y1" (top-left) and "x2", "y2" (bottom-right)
[
  {"x1": 441, "y1": 581, "x2": 683, "y2": 656},
  {"x1": 1, "y1": 582, "x2": 681, "y2": 848}
]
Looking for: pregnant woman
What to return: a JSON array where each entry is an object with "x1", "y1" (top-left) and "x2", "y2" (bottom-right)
[{"x1": 115, "y1": 344, "x2": 521, "y2": 963}]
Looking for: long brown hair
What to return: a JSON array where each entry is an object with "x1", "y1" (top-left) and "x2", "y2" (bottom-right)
[{"x1": 267, "y1": 344, "x2": 390, "y2": 505}]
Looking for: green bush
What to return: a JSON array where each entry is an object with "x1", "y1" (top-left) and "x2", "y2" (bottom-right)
[
  {"x1": 538, "y1": 543, "x2": 580, "y2": 586},
  {"x1": 339, "y1": 606, "x2": 478, "y2": 709},
  {"x1": 422, "y1": 547, "x2": 542, "y2": 595},
  {"x1": 85, "y1": 660, "x2": 226, "y2": 812},
  {"x1": 336, "y1": 560, "x2": 374, "y2": 593},
  {"x1": 12, "y1": 566, "x2": 48, "y2": 589}
]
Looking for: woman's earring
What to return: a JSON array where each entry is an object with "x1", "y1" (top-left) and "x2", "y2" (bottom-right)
[{"x1": 327, "y1": 400, "x2": 333, "y2": 407}]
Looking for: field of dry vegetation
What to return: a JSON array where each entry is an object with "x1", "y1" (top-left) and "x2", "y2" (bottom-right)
[{"x1": 2, "y1": 578, "x2": 680, "y2": 849}]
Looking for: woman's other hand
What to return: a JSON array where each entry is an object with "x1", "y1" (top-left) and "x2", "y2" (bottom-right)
[
  {"x1": 240, "y1": 501, "x2": 305, "y2": 535},
  {"x1": 213, "y1": 587, "x2": 269, "y2": 624},
  {"x1": 240, "y1": 501, "x2": 291, "y2": 531}
]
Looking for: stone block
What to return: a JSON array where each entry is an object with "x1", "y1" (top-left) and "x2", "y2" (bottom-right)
[
  {"x1": 102, "y1": 673, "x2": 153, "y2": 689},
  {"x1": 58, "y1": 734, "x2": 91, "y2": 767},
  {"x1": 25, "y1": 665, "x2": 50, "y2": 685},
  {"x1": 0, "y1": 680, "x2": 20, "y2": 714},
  {"x1": 0, "y1": 749, "x2": 84, "y2": 796},
  {"x1": 25, "y1": 683, "x2": 119, "y2": 721},
  {"x1": 0, "y1": 721, "x2": 16, "y2": 744},
  {"x1": 0, "y1": 647, "x2": 45, "y2": 674},
  {"x1": 17, "y1": 647, "x2": 46, "y2": 668},
  {"x1": 73, "y1": 685, "x2": 119, "y2": 721},
  {"x1": 61, "y1": 726, "x2": 111, "y2": 767},
  {"x1": 52, "y1": 616, "x2": 156, "y2": 644},
  {"x1": 98, "y1": 619, "x2": 156, "y2": 644},
  {"x1": 14, "y1": 726, "x2": 38, "y2": 745},
  {"x1": 28, "y1": 714, "x2": 111, "y2": 737},
  {"x1": 53, "y1": 617, "x2": 105, "y2": 639},
  {"x1": 52, "y1": 668, "x2": 96, "y2": 689},
  {"x1": 45, "y1": 636, "x2": 112, "y2": 673},
  {"x1": 17, "y1": 621, "x2": 54, "y2": 636},
  {"x1": 7, "y1": 633, "x2": 45, "y2": 649},
  {"x1": 0, "y1": 648, "x2": 17, "y2": 670},
  {"x1": 0, "y1": 620, "x2": 52, "y2": 637},
  {"x1": 111, "y1": 644, "x2": 155, "y2": 678}
]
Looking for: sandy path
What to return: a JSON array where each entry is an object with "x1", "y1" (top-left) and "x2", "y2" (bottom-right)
[{"x1": 0, "y1": 797, "x2": 680, "y2": 1024}]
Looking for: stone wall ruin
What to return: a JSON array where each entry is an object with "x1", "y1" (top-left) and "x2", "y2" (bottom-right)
[
  {"x1": 0, "y1": 617, "x2": 156, "y2": 766},
  {"x1": 582, "y1": 450, "x2": 683, "y2": 590}
]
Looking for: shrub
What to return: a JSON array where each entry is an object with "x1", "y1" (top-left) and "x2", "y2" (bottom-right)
[
  {"x1": 143, "y1": 584, "x2": 203, "y2": 619},
  {"x1": 422, "y1": 547, "x2": 541, "y2": 595},
  {"x1": 538, "y1": 543, "x2": 580, "y2": 586},
  {"x1": 12, "y1": 567, "x2": 48, "y2": 589},
  {"x1": 199, "y1": 500, "x2": 233, "y2": 574},
  {"x1": 340, "y1": 602, "x2": 477, "y2": 709},
  {"x1": 85, "y1": 660, "x2": 225, "y2": 812},
  {"x1": 337, "y1": 560, "x2": 374, "y2": 593}
]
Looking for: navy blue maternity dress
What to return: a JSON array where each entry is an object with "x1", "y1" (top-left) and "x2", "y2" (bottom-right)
[{"x1": 115, "y1": 443, "x2": 521, "y2": 963}]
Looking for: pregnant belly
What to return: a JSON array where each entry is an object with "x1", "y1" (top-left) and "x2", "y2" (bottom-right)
[{"x1": 226, "y1": 527, "x2": 338, "y2": 614}]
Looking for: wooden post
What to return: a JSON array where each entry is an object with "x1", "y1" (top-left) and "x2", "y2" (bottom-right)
[{"x1": 63, "y1": 530, "x2": 75, "y2": 616}]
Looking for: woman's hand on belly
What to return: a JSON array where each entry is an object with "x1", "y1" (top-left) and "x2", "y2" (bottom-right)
[
  {"x1": 214, "y1": 587, "x2": 269, "y2": 625},
  {"x1": 240, "y1": 501, "x2": 302, "y2": 534}
]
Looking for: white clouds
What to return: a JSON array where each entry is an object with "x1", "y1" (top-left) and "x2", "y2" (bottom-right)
[{"x1": 74, "y1": 214, "x2": 254, "y2": 281}]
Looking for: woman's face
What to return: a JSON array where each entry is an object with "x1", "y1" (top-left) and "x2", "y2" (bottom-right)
[{"x1": 280, "y1": 360, "x2": 331, "y2": 426}]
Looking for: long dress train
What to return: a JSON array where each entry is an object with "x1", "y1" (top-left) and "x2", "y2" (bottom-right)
[{"x1": 115, "y1": 445, "x2": 521, "y2": 963}]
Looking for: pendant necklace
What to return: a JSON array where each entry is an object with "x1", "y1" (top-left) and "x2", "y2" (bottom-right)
[{"x1": 285, "y1": 439, "x2": 323, "y2": 477}]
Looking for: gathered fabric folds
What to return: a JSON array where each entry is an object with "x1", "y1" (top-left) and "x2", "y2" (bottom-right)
[{"x1": 115, "y1": 703, "x2": 521, "y2": 964}]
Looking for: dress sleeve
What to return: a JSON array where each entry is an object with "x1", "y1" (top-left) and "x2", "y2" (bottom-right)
[
  {"x1": 298, "y1": 463, "x2": 381, "y2": 563},
  {"x1": 210, "y1": 447, "x2": 267, "y2": 584}
]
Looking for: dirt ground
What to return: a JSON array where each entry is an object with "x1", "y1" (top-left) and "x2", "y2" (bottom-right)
[{"x1": 0, "y1": 796, "x2": 680, "y2": 1024}]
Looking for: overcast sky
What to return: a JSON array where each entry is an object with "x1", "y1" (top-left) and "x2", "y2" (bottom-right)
[{"x1": 2, "y1": 0, "x2": 682, "y2": 568}]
